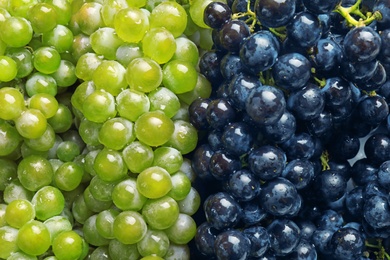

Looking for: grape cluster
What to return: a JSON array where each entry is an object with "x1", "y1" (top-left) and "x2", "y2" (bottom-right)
[
  {"x1": 190, "y1": 0, "x2": 390, "y2": 259},
  {"x1": 0, "y1": 0, "x2": 219, "y2": 259}
]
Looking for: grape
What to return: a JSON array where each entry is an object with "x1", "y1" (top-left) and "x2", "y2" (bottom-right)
[
  {"x1": 113, "y1": 211, "x2": 148, "y2": 244},
  {"x1": 108, "y1": 239, "x2": 140, "y2": 260},
  {"x1": 112, "y1": 178, "x2": 147, "y2": 211},
  {"x1": 82, "y1": 89, "x2": 116, "y2": 123},
  {"x1": 116, "y1": 88, "x2": 150, "y2": 122},
  {"x1": 0, "y1": 158, "x2": 17, "y2": 191},
  {"x1": 0, "y1": 17, "x2": 33, "y2": 47},
  {"x1": 162, "y1": 59, "x2": 198, "y2": 94},
  {"x1": 50, "y1": 60, "x2": 77, "y2": 88},
  {"x1": 17, "y1": 155, "x2": 54, "y2": 191},
  {"x1": 172, "y1": 37, "x2": 199, "y2": 66},
  {"x1": 93, "y1": 60, "x2": 127, "y2": 96},
  {"x1": 52, "y1": 230, "x2": 84, "y2": 260},
  {"x1": 28, "y1": 3, "x2": 57, "y2": 33},
  {"x1": 94, "y1": 148, "x2": 128, "y2": 182},
  {"x1": 137, "y1": 166, "x2": 172, "y2": 199},
  {"x1": 90, "y1": 27, "x2": 124, "y2": 60},
  {"x1": 142, "y1": 27, "x2": 176, "y2": 64},
  {"x1": 28, "y1": 93, "x2": 59, "y2": 119},
  {"x1": 148, "y1": 87, "x2": 180, "y2": 118},
  {"x1": 43, "y1": 215, "x2": 72, "y2": 243},
  {"x1": 3, "y1": 180, "x2": 34, "y2": 204},
  {"x1": 126, "y1": 57, "x2": 162, "y2": 93},
  {"x1": 5, "y1": 199, "x2": 35, "y2": 228},
  {"x1": 75, "y1": 52, "x2": 103, "y2": 81},
  {"x1": 142, "y1": 196, "x2": 179, "y2": 230},
  {"x1": 17, "y1": 220, "x2": 51, "y2": 256},
  {"x1": 0, "y1": 55, "x2": 17, "y2": 82},
  {"x1": 47, "y1": 103, "x2": 73, "y2": 133},
  {"x1": 0, "y1": 87, "x2": 25, "y2": 120},
  {"x1": 33, "y1": 47, "x2": 61, "y2": 74},
  {"x1": 164, "y1": 213, "x2": 197, "y2": 244},
  {"x1": 136, "y1": 229, "x2": 170, "y2": 257},
  {"x1": 150, "y1": 1, "x2": 187, "y2": 37},
  {"x1": 83, "y1": 214, "x2": 111, "y2": 246},
  {"x1": 0, "y1": 225, "x2": 19, "y2": 259},
  {"x1": 54, "y1": 161, "x2": 84, "y2": 191},
  {"x1": 25, "y1": 72, "x2": 58, "y2": 97},
  {"x1": 114, "y1": 7, "x2": 149, "y2": 43}
]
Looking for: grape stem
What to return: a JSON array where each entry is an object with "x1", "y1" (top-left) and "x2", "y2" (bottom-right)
[
  {"x1": 231, "y1": 0, "x2": 259, "y2": 32},
  {"x1": 365, "y1": 239, "x2": 390, "y2": 260},
  {"x1": 320, "y1": 150, "x2": 330, "y2": 171},
  {"x1": 334, "y1": 0, "x2": 382, "y2": 27}
]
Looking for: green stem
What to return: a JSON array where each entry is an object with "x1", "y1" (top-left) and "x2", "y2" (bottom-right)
[{"x1": 320, "y1": 150, "x2": 330, "y2": 171}]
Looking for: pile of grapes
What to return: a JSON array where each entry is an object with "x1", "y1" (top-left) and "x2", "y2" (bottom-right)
[{"x1": 0, "y1": 0, "x2": 390, "y2": 259}]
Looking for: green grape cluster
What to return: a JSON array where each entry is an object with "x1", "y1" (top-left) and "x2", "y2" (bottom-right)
[{"x1": 0, "y1": 0, "x2": 214, "y2": 259}]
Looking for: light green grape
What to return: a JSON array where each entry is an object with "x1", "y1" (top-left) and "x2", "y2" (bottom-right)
[
  {"x1": 5, "y1": 47, "x2": 33, "y2": 78},
  {"x1": 122, "y1": 141, "x2": 154, "y2": 174},
  {"x1": 5, "y1": 199, "x2": 35, "y2": 228},
  {"x1": 134, "y1": 111, "x2": 174, "y2": 147},
  {"x1": 164, "y1": 213, "x2": 197, "y2": 244},
  {"x1": 101, "y1": 0, "x2": 128, "y2": 27},
  {"x1": 43, "y1": 0, "x2": 72, "y2": 25},
  {"x1": 42, "y1": 24, "x2": 74, "y2": 53},
  {"x1": 50, "y1": 59, "x2": 78, "y2": 87},
  {"x1": 96, "y1": 208, "x2": 119, "y2": 239},
  {"x1": 136, "y1": 228, "x2": 170, "y2": 257},
  {"x1": 71, "y1": 193, "x2": 94, "y2": 224},
  {"x1": 89, "y1": 246, "x2": 111, "y2": 260},
  {"x1": 17, "y1": 155, "x2": 54, "y2": 191},
  {"x1": 52, "y1": 230, "x2": 84, "y2": 260},
  {"x1": 78, "y1": 117, "x2": 102, "y2": 146},
  {"x1": 171, "y1": 36, "x2": 199, "y2": 65},
  {"x1": 0, "y1": 121, "x2": 22, "y2": 157},
  {"x1": 31, "y1": 186, "x2": 65, "y2": 221},
  {"x1": 17, "y1": 220, "x2": 51, "y2": 256},
  {"x1": 137, "y1": 166, "x2": 172, "y2": 199},
  {"x1": 76, "y1": 2, "x2": 105, "y2": 35},
  {"x1": 189, "y1": 0, "x2": 213, "y2": 28},
  {"x1": 142, "y1": 27, "x2": 176, "y2": 64},
  {"x1": 98, "y1": 117, "x2": 135, "y2": 150},
  {"x1": 33, "y1": 47, "x2": 61, "y2": 74},
  {"x1": 0, "y1": 55, "x2": 17, "y2": 82},
  {"x1": 27, "y1": 2, "x2": 57, "y2": 33},
  {"x1": 0, "y1": 17, "x2": 33, "y2": 47},
  {"x1": 141, "y1": 196, "x2": 179, "y2": 230},
  {"x1": 148, "y1": 87, "x2": 180, "y2": 118},
  {"x1": 89, "y1": 175, "x2": 117, "y2": 202},
  {"x1": 93, "y1": 60, "x2": 127, "y2": 96},
  {"x1": 83, "y1": 214, "x2": 111, "y2": 246},
  {"x1": 113, "y1": 211, "x2": 147, "y2": 244},
  {"x1": 71, "y1": 81, "x2": 96, "y2": 113},
  {"x1": 3, "y1": 180, "x2": 34, "y2": 204},
  {"x1": 116, "y1": 88, "x2": 150, "y2": 122},
  {"x1": 7, "y1": 251, "x2": 38, "y2": 260},
  {"x1": 168, "y1": 171, "x2": 191, "y2": 201},
  {"x1": 177, "y1": 73, "x2": 212, "y2": 105},
  {"x1": 90, "y1": 27, "x2": 124, "y2": 60},
  {"x1": 0, "y1": 225, "x2": 19, "y2": 259},
  {"x1": 177, "y1": 187, "x2": 201, "y2": 216},
  {"x1": 94, "y1": 148, "x2": 128, "y2": 182},
  {"x1": 83, "y1": 186, "x2": 113, "y2": 213},
  {"x1": 25, "y1": 72, "x2": 58, "y2": 97},
  {"x1": 126, "y1": 57, "x2": 162, "y2": 93},
  {"x1": 114, "y1": 7, "x2": 149, "y2": 43},
  {"x1": 152, "y1": 147, "x2": 183, "y2": 174},
  {"x1": 0, "y1": 87, "x2": 25, "y2": 120},
  {"x1": 28, "y1": 93, "x2": 59, "y2": 119},
  {"x1": 56, "y1": 140, "x2": 80, "y2": 162},
  {"x1": 82, "y1": 89, "x2": 116, "y2": 123},
  {"x1": 162, "y1": 59, "x2": 198, "y2": 94},
  {"x1": 150, "y1": 1, "x2": 187, "y2": 37},
  {"x1": 43, "y1": 215, "x2": 72, "y2": 243},
  {"x1": 116, "y1": 43, "x2": 143, "y2": 67},
  {"x1": 47, "y1": 103, "x2": 73, "y2": 133},
  {"x1": 54, "y1": 161, "x2": 84, "y2": 191},
  {"x1": 0, "y1": 158, "x2": 17, "y2": 191},
  {"x1": 75, "y1": 52, "x2": 103, "y2": 82},
  {"x1": 8, "y1": 0, "x2": 38, "y2": 17},
  {"x1": 108, "y1": 239, "x2": 140, "y2": 260},
  {"x1": 112, "y1": 178, "x2": 147, "y2": 211},
  {"x1": 165, "y1": 243, "x2": 190, "y2": 260},
  {"x1": 164, "y1": 120, "x2": 198, "y2": 154}
]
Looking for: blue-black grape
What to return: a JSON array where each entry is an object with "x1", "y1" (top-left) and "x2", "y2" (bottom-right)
[
  {"x1": 286, "y1": 11, "x2": 323, "y2": 48},
  {"x1": 330, "y1": 227, "x2": 365, "y2": 259},
  {"x1": 248, "y1": 145, "x2": 286, "y2": 180},
  {"x1": 280, "y1": 132, "x2": 316, "y2": 160},
  {"x1": 220, "y1": 53, "x2": 245, "y2": 81},
  {"x1": 206, "y1": 98, "x2": 236, "y2": 129},
  {"x1": 189, "y1": 98, "x2": 211, "y2": 130},
  {"x1": 289, "y1": 239, "x2": 318, "y2": 260},
  {"x1": 363, "y1": 194, "x2": 390, "y2": 230},
  {"x1": 239, "y1": 200, "x2": 268, "y2": 226},
  {"x1": 214, "y1": 229, "x2": 251, "y2": 260},
  {"x1": 312, "y1": 228, "x2": 335, "y2": 255},
  {"x1": 267, "y1": 218, "x2": 301, "y2": 256},
  {"x1": 227, "y1": 73, "x2": 261, "y2": 111},
  {"x1": 345, "y1": 186, "x2": 365, "y2": 219},
  {"x1": 296, "y1": 219, "x2": 317, "y2": 241},
  {"x1": 254, "y1": 0, "x2": 296, "y2": 28},
  {"x1": 281, "y1": 158, "x2": 314, "y2": 190},
  {"x1": 221, "y1": 122, "x2": 254, "y2": 156},
  {"x1": 209, "y1": 150, "x2": 241, "y2": 180},
  {"x1": 262, "y1": 110, "x2": 296, "y2": 143},
  {"x1": 227, "y1": 169, "x2": 260, "y2": 201},
  {"x1": 218, "y1": 19, "x2": 251, "y2": 52},
  {"x1": 191, "y1": 144, "x2": 215, "y2": 181},
  {"x1": 378, "y1": 160, "x2": 390, "y2": 190},
  {"x1": 351, "y1": 158, "x2": 378, "y2": 186},
  {"x1": 357, "y1": 95, "x2": 389, "y2": 126},
  {"x1": 302, "y1": 0, "x2": 341, "y2": 14},
  {"x1": 364, "y1": 133, "x2": 390, "y2": 166},
  {"x1": 195, "y1": 222, "x2": 219, "y2": 257},
  {"x1": 316, "y1": 209, "x2": 344, "y2": 232},
  {"x1": 243, "y1": 225, "x2": 270, "y2": 258},
  {"x1": 310, "y1": 38, "x2": 343, "y2": 73},
  {"x1": 204, "y1": 2, "x2": 232, "y2": 29},
  {"x1": 314, "y1": 170, "x2": 347, "y2": 202}
]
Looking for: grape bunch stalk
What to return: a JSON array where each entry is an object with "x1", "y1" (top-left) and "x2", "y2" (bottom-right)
[{"x1": 190, "y1": 0, "x2": 390, "y2": 259}]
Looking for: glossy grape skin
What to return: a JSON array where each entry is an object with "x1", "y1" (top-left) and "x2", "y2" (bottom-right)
[
  {"x1": 0, "y1": 17, "x2": 33, "y2": 48},
  {"x1": 374, "y1": 0, "x2": 390, "y2": 29},
  {"x1": 363, "y1": 194, "x2": 390, "y2": 230},
  {"x1": 267, "y1": 219, "x2": 301, "y2": 256},
  {"x1": 287, "y1": 11, "x2": 322, "y2": 48},
  {"x1": 0, "y1": 225, "x2": 19, "y2": 258},
  {"x1": 17, "y1": 220, "x2": 51, "y2": 256},
  {"x1": 330, "y1": 227, "x2": 365, "y2": 259},
  {"x1": 194, "y1": 221, "x2": 218, "y2": 257},
  {"x1": 209, "y1": 150, "x2": 241, "y2": 180},
  {"x1": 92, "y1": 60, "x2": 127, "y2": 96},
  {"x1": 164, "y1": 119, "x2": 198, "y2": 155},
  {"x1": 343, "y1": 26, "x2": 382, "y2": 63},
  {"x1": 83, "y1": 214, "x2": 111, "y2": 246},
  {"x1": 262, "y1": 110, "x2": 296, "y2": 143},
  {"x1": 246, "y1": 85, "x2": 286, "y2": 126},
  {"x1": 122, "y1": 141, "x2": 154, "y2": 174},
  {"x1": 31, "y1": 186, "x2": 65, "y2": 220},
  {"x1": 214, "y1": 229, "x2": 251, "y2": 260},
  {"x1": 28, "y1": 2, "x2": 57, "y2": 33},
  {"x1": 75, "y1": 52, "x2": 103, "y2": 82},
  {"x1": 351, "y1": 158, "x2": 378, "y2": 186},
  {"x1": 116, "y1": 88, "x2": 150, "y2": 122},
  {"x1": 218, "y1": 19, "x2": 250, "y2": 52},
  {"x1": 282, "y1": 159, "x2": 314, "y2": 190},
  {"x1": 289, "y1": 239, "x2": 318, "y2": 259},
  {"x1": 357, "y1": 95, "x2": 389, "y2": 126},
  {"x1": 206, "y1": 98, "x2": 236, "y2": 129},
  {"x1": 0, "y1": 55, "x2": 17, "y2": 82},
  {"x1": 94, "y1": 148, "x2": 127, "y2": 182},
  {"x1": 310, "y1": 38, "x2": 343, "y2": 73},
  {"x1": 243, "y1": 225, "x2": 270, "y2": 258},
  {"x1": 163, "y1": 59, "x2": 198, "y2": 94},
  {"x1": 204, "y1": 2, "x2": 231, "y2": 29},
  {"x1": 150, "y1": 1, "x2": 187, "y2": 38},
  {"x1": 188, "y1": 98, "x2": 210, "y2": 130},
  {"x1": 82, "y1": 89, "x2": 116, "y2": 123},
  {"x1": 136, "y1": 166, "x2": 172, "y2": 199},
  {"x1": 227, "y1": 73, "x2": 261, "y2": 111},
  {"x1": 254, "y1": 0, "x2": 296, "y2": 28},
  {"x1": 364, "y1": 133, "x2": 390, "y2": 166},
  {"x1": 98, "y1": 117, "x2": 135, "y2": 150},
  {"x1": 248, "y1": 145, "x2": 286, "y2": 181},
  {"x1": 221, "y1": 122, "x2": 254, "y2": 156},
  {"x1": 5, "y1": 199, "x2": 35, "y2": 228},
  {"x1": 136, "y1": 228, "x2": 170, "y2": 257},
  {"x1": 17, "y1": 155, "x2": 53, "y2": 191},
  {"x1": 280, "y1": 132, "x2": 316, "y2": 160},
  {"x1": 108, "y1": 239, "x2": 140, "y2": 260},
  {"x1": 0, "y1": 87, "x2": 25, "y2": 120},
  {"x1": 142, "y1": 196, "x2": 179, "y2": 230},
  {"x1": 52, "y1": 230, "x2": 84, "y2": 260},
  {"x1": 33, "y1": 47, "x2": 61, "y2": 74},
  {"x1": 191, "y1": 144, "x2": 214, "y2": 181},
  {"x1": 198, "y1": 50, "x2": 224, "y2": 86},
  {"x1": 142, "y1": 27, "x2": 176, "y2": 64},
  {"x1": 239, "y1": 30, "x2": 279, "y2": 75}
]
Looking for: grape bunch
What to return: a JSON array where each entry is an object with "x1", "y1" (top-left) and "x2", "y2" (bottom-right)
[
  {"x1": 0, "y1": 0, "x2": 219, "y2": 259},
  {"x1": 189, "y1": 0, "x2": 390, "y2": 259}
]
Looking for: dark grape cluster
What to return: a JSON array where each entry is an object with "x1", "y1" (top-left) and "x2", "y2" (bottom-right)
[{"x1": 191, "y1": 0, "x2": 390, "y2": 259}]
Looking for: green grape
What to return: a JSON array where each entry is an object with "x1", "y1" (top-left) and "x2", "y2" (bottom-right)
[
  {"x1": 93, "y1": 60, "x2": 127, "y2": 96},
  {"x1": 0, "y1": 204, "x2": 7, "y2": 227},
  {"x1": 137, "y1": 166, "x2": 172, "y2": 199},
  {"x1": 127, "y1": 0, "x2": 146, "y2": 7},
  {"x1": 17, "y1": 155, "x2": 54, "y2": 191},
  {"x1": 84, "y1": 149, "x2": 101, "y2": 177},
  {"x1": 141, "y1": 196, "x2": 179, "y2": 230},
  {"x1": 78, "y1": 117, "x2": 102, "y2": 146},
  {"x1": 23, "y1": 124, "x2": 55, "y2": 152},
  {"x1": 150, "y1": 1, "x2": 187, "y2": 37},
  {"x1": 83, "y1": 214, "x2": 111, "y2": 246},
  {"x1": 171, "y1": 37, "x2": 199, "y2": 65},
  {"x1": 152, "y1": 147, "x2": 182, "y2": 174},
  {"x1": 99, "y1": 117, "x2": 135, "y2": 150},
  {"x1": 162, "y1": 59, "x2": 198, "y2": 94},
  {"x1": 177, "y1": 73, "x2": 212, "y2": 105},
  {"x1": 28, "y1": 93, "x2": 59, "y2": 119},
  {"x1": 0, "y1": 17, "x2": 33, "y2": 47},
  {"x1": 177, "y1": 187, "x2": 200, "y2": 216},
  {"x1": 113, "y1": 210, "x2": 147, "y2": 244},
  {"x1": 47, "y1": 135, "x2": 62, "y2": 160},
  {"x1": 49, "y1": 158, "x2": 63, "y2": 172},
  {"x1": 165, "y1": 243, "x2": 190, "y2": 260},
  {"x1": 82, "y1": 89, "x2": 116, "y2": 123},
  {"x1": 42, "y1": 25, "x2": 74, "y2": 53},
  {"x1": 108, "y1": 239, "x2": 140, "y2": 260},
  {"x1": 189, "y1": 0, "x2": 212, "y2": 28},
  {"x1": 7, "y1": 251, "x2": 38, "y2": 260},
  {"x1": 0, "y1": 8, "x2": 10, "y2": 24},
  {"x1": 76, "y1": 2, "x2": 105, "y2": 35},
  {"x1": 28, "y1": 3, "x2": 57, "y2": 33},
  {"x1": 90, "y1": 27, "x2": 124, "y2": 60},
  {"x1": 31, "y1": 186, "x2": 65, "y2": 221},
  {"x1": 47, "y1": 103, "x2": 73, "y2": 133},
  {"x1": 126, "y1": 57, "x2": 162, "y2": 93},
  {"x1": 0, "y1": 158, "x2": 17, "y2": 191},
  {"x1": 94, "y1": 148, "x2": 128, "y2": 182},
  {"x1": 89, "y1": 246, "x2": 110, "y2": 260},
  {"x1": 0, "y1": 55, "x2": 17, "y2": 82},
  {"x1": 116, "y1": 88, "x2": 150, "y2": 122},
  {"x1": 20, "y1": 142, "x2": 49, "y2": 158},
  {"x1": 0, "y1": 87, "x2": 25, "y2": 120},
  {"x1": 116, "y1": 43, "x2": 142, "y2": 67},
  {"x1": 33, "y1": 47, "x2": 61, "y2": 74},
  {"x1": 52, "y1": 230, "x2": 84, "y2": 260},
  {"x1": 0, "y1": 226, "x2": 19, "y2": 259},
  {"x1": 83, "y1": 186, "x2": 113, "y2": 213},
  {"x1": 134, "y1": 111, "x2": 174, "y2": 147},
  {"x1": 112, "y1": 178, "x2": 147, "y2": 211},
  {"x1": 114, "y1": 7, "x2": 149, "y2": 43},
  {"x1": 137, "y1": 229, "x2": 170, "y2": 257},
  {"x1": 198, "y1": 27, "x2": 214, "y2": 50},
  {"x1": 0, "y1": 121, "x2": 23, "y2": 156},
  {"x1": 54, "y1": 161, "x2": 84, "y2": 191},
  {"x1": 171, "y1": 102, "x2": 190, "y2": 121},
  {"x1": 164, "y1": 213, "x2": 196, "y2": 244},
  {"x1": 43, "y1": 215, "x2": 72, "y2": 243},
  {"x1": 101, "y1": 0, "x2": 128, "y2": 27},
  {"x1": 122, "y1": 141, "x2": 154, "y2": 173},
  {"x1": 96, "y1": 208, "x2": 119, "y2": 239},
  {"x1": 8, "y1": 0, "x2": 38, "y2": 17},
  {"x1": 89, "y1": 175, "x2": 117, "y2": 202},
  {"x1": 5, "y1": 47, "x2": 33, "y2": 78},
  {"x1": 60, "y1": 128, "x2": 85, "y2": 151},
  {"x1": 144, "y1": 0, "x2": 170, "y2": 12},
  {"x1": 25, "y1": 72, "x2": 57, "y2": 97},
  {"x1": 164, "y1": 120, "x2": 198, "y2": 154},
  {"x1": 71, "y1": 33, "x2": 92, "y2": 61},
  {"x1": 17, "y1": 220, "x2": 51, "y2": 256},
  {"x1": 148, "y1": 87, "x2": 180, "y2": 118},
  {"x1": 71, "y1": 81, "x2": 96, "y2": 114},
  {"x1": 5, "y1": 199, "x2": 35, "y2": 228},
  {"x1": 50, "y1": 60, "x2": 77, "y2": 87},
  {"x1": 43, "y1": 0, "x2": 72, "y2": 25},
  {"x1": 142, "y1": 27, "x2": 176, "y2": 64},
  {"x1": 56, "y1": 140, "x2": 80, "y2": 162},
  {"x1": 71, "y1": 193, "x2": 94, "y2": 224},
  {"x1": 3, "y1": 180, "x2": 34, "y2": 203},
  {"x1": 168, "y1": 171, "x2": 191, "y2": 201},
  {"x1": 140, "y1": 256, "x2": 164, "y2": 260},
  {"x1": 75, "y1": 52, "x2": 103, "y2": 82}
]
